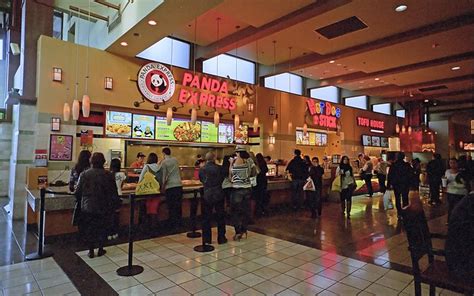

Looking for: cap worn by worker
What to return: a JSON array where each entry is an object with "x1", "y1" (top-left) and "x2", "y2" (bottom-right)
[
  {"x1": 137, "y1": 152, "x2": 145, "y2": 158},
  {"x1": 235, "y1": 145, "x2": 247, "y2": 152}
]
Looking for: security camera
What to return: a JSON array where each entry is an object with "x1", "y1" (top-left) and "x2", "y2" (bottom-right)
[{"x1": 10, "y1": 43, "x2": 20, "y2": 56}]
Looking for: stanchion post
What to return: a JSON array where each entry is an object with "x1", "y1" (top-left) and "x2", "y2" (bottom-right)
[
  {"x1": 26, "y1": 187, "x2": 54, "y2": 260},
  {"x1": 193, "y1": 192, "x2": 215, "y2": 253},
  {"x1": 116, "y1": 194, "x2": 144, "y2": 276},
  {"x1": 187, "y1": 189, "x2": 202, "y2": 238}
]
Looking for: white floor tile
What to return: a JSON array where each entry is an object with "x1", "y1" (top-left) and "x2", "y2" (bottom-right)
[
  {"x1": 118, "y1": 284, "x2": 153, "y2": 296},
  {"x1": 270, "y1": 274, "x2": 301, "y2": 288},
  {"x1": 179, "y1": 278, "x2": 212, "y2": 294},
  {"x1": 327, "y1": 282, "x2": 361, "y2": 296},
  {"x1": 253, "y1": 280, "x2": 287, "y2": 295},
  {"x1": 154, "y1": 285, "x2": 191, "y2": 296},
  {"x1": 143, "y1": 277, "x2": 175, "y2": 293},
  {"x1": 201, "y1": 271, "x2": 231, "y2": 286},
  {"x1": 109, "y1": 277, "x2": 140, "y2": 291},
  {"x1": 165, "y1": 270, "x2": 196, "y2": 285},
  {"x1": 364, "y1": 283, "x2": 399, "y2": 296},
  {"x1": 217, "y1": 279, "x2": 249, "y2": 295},
  {"x1": 339, "y1": 274, "x2": 372, "y2": 290},
  {"x1": 40, "y1": 282, "x2": 77, "y2": 295},
  {"x1": 235, "y1": 273, "x2": 266, "y2": 287},
  {"x1": 289, "y1": 281, "x2": 323, "y2": 295}
]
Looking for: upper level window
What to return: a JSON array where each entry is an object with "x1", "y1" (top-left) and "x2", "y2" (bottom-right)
[
  {"x1": 344, "y1": 95, "x2": 367, "y2": 110},
  {"x1": 202, "y1": 54, "x2": 255, "y2": 84},
  {"x1": 309, "y1": 86, "x2": 339, "y2": 103},
  {"x1": 137, "y1": 37, "x2": 190, "y2": 69},
  {"x1": 396, "y1": 109, "x2": 405, "y2": 118},
  {"x1": 372, "y1": 103, "x2": 391, "y2": 115},
  {"x1": 53, "y1": 11, "x2": 63, "y2": 40},
  {"x1": 264, "y1": 73, "x2": 303, "y2": 95}
]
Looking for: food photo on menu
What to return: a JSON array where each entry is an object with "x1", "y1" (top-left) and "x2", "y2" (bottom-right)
[
  {"x1": 105, "y1": 111, "x2": 132, "y2": 138},
  {"x1": 371, "y1": 136, "x2": 381, "y2": 147},
  {"x1": 234, "y1": 124, "x2": 249, "y2": 144},
  {"x1": 155, "y1": 117, "x2": 202, "y2": 142},
  {"x1": 132, "y1": 114, "x2": 155, "y2": 139}
]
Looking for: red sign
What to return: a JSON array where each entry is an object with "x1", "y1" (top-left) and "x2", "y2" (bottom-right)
[
  {"x1": 137, "y1": 63, "x2": 176, "y2": 104},
  {"x1": 306, "y1": 99, "x2": 341, "y2": 129},
  {"x1": 178, "y1": 72, "x2": 237, "y2": 111},
  {"x1": 357, "y1": 117, "x2": 384, "y2": 130}
]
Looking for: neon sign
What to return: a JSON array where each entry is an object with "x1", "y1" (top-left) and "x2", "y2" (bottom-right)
[
  {"x1": 306, "y1": 99, "x2": 341, "y2": 129},
  {"x1": 357, "y1": 117, "x2": 384, "y2": 130},
  {"x1": 178, "y1": 72, "x2": 237, "y2": 111}
]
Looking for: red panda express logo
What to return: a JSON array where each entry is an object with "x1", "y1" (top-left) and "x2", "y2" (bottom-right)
[{"x1": 137, "y1": 62, "x2": 176, "y2": 104}]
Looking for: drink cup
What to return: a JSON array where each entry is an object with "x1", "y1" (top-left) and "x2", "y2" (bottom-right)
[{"x1": 441, "y1": 177, "x2": 447, "y2": 188}]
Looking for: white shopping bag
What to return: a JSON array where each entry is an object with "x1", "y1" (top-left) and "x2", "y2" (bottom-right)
[
  {"x1": 383, "y1": 190, "x2": 394, "y2": 210},
  {"x1": 303, "y1": 177, "x2": 316, "y2": 191}
]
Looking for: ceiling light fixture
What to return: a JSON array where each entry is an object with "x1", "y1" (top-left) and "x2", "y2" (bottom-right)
[
  {"x1": 329, "y1": 60, "x2": 335, "y2": 64},
  {"x1": 395, "y1": 4, "x2": 407, "y2": 12},
  {"x1": 148, "y1": 20, "x2": 157, "y2": 26},
  {"x1": 451, "y1": 66, "x2": 461, "y2": 71},
  {"x1": 374, "y1": 78, "x2": 380, "y2": 81},
  {"x1": 120, "y1": 41, "x2": 128, "y2": 46},
  {"x1": 424, "y1": 99, "x2": 429, "y2": 103}
]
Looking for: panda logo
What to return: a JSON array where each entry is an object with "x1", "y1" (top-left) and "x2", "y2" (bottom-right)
[
  {"x1": 137, "y1": 62, "x2": 176, "y2": 104},
  {"x1": 150, "y1": 74, "x2": 167, "y2": 93}
]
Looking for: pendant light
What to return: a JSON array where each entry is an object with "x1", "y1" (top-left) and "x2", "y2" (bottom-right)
[
  {"x1": 271, "y1": 40, "x2": 278, "y2": 135},
  {"x1": 408, "y1": 126, "x2": 412, "y2": 135},
  {"x1": 303, "y1": 123, "x2": 308, "y2": 135},
  {"x1": 214, "y1": 111, "x2": 220, "y2": 127},
  {"x1": 63, "y1": 102, "x2": 71, "y2": 121},
  {"x1": 72, "y1": 11, "x2": 80, "y2": 121},
  {"x1": 252, "y1": 40, "x2": 260, "y2": 132},
  {"x1": 395, "y1": 122, "x2": 400, "y2": 133},
  {"x1": 234, "y1": 114, "x2": 240, "y2": 129},
  {"x1": 253, "y1": 117, "x2": 259, "y2": 132},
  {"x1": 166, "y1": 107, "x2": 173, "y2": 125},
  {"x1": 72, "y1": 99, "x2": 80, "y2": 120},
  {"x1": 191, "y1": 108, "x2": 197, "y2": 124},
  {"x1": 82, "y1": 0, "x2": 92, "y2": 118},
  {"x1": 272, "y1": 115, "x2": 278, "y2": 134},
  {"x1": 401, "y1": 125, "x2": 406, "y2": 133}
]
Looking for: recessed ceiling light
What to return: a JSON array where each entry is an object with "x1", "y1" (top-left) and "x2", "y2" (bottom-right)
[
  {"x1": 329, "y1": 60, "x2": 335, "y2": 64},
  {"x1": 337, "y1": 63, "x2": 342, "y2": 66},
  {"x1": 395, "y1": 4, "x2": 407, "y2": 12},
  {"x1": 120, "y1": 41, "x2": 128, "y2": 46},
  {"x1": 374, "y1": 78, "x2": 380, "y2": 81},
  {"x1": 148, "y1": 20, "x2": 157, "y2": 26},
  {"x1": 424, "y1": 99, "x2": 429, "y2": 103},
  {"x1": 451, "y1": 66, "x2": 461, "y2": 71}
]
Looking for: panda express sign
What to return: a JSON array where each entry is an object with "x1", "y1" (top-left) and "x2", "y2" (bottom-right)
[{"x1": 137, "y1": 62, "x2": 239, "y2": 111}]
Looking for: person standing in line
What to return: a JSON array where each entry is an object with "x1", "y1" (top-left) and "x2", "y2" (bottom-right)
[
  {"x1": 387, "y1": 152, "x2": 413, "y2": 218},
  {"x1": 75, "y1": 153, "x2": 120, "y2": 258},
  {"x1": 427, "y1": 153, "x2": 444, "y2": 205},
  {"x1": 375, "y1": 157, "x2": 389, "y2": 194},
  {"x1": 69, "y1": 150, "x2": 92, "y2": 192},
  {"x1": 445, "y1": 158, "x2": 469, "y2": 222},
  {"x1": 109, "y1": 158, "x2": 126, "y2": 239},
  {"x1": 361, "y1": 155, "x2": 374, "y2": 197},
  {"x1": 254, "y1": 153, "x2": 269, "y2": 218},
  {"x1": 130, "y1": 152, "x2": 146, "y2": 169},
  {"x1": 308, "y1": 157, "x2": 325, "y2": 218},
  {"x1": 336, "y1": 156, "x2": 356, "y2": 219},
  {"x1": 411, "y1": 158, "x2": 421, "y2": 191},
  {"x1": 229, "y1": 146, "x2": 257, "y2": 241},
  {"x1": 221, "y1": 155, "x2": 233, "y2": 212},
  {"x1": 161, "y1": 147, "x2": 183, "y2": 231},
  {"x1": 286, "y1": 149, "x2": 309, "y2": 211},
  {"x1": 194, "y1": 154, "x2": 204, "y2": 167},
  {"x1": 199, "y1": 152, "x2": 227, "y2": 245},
  {"x1": 322, "y1": 156, "x2": 331, "y2": 170},
  {"x1": 138, "y1": 153, "x2": 162, "y2": 227}
]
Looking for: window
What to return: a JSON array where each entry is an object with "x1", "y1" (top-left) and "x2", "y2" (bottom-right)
[
  {"x1": 203, "y1": 54, "x2": 255, "y2": 84},
  {"x1": 137, "y1": 37, "x2": 190, "y2": 69},
  {"x1": 372, "y1": 103, "x2": 391, "y2": 115},
  {"x1": 309, "y1": 86, "x2": 339, "y2": 103},
  {"x1": 264, "y1": 73, "x2": 303, "y2": 95},
  {"x1": 344, "y1": 95, "x2": 367, "y2": 110},
  {"x1": 396, "y1": 109, "x2": 405, "y2": 118},
  {"x1": 53, "y1": 11, "x2": 63, "y2": 40}
]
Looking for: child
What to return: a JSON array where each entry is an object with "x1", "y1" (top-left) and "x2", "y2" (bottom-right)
[{"x1": 109, "y1": 158, "x2": 125, "y2": 240}]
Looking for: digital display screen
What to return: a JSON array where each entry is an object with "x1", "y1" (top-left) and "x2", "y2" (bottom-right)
[
  {"x1": 234, "y1": 125, "x2": 249, "y2": 144},
  {"x1": 372, "y1": 136, "x2": 381, "y2": 147},
  {"x1": 296, "y1": 130, "x2": 327, "y2": 146},
  {"x1": 362, "y1": 135, "x2": 372, "y2": 146},
  {"x1": 132, "y1": 114, "x2": 155, "y2": 139},
  {"x1": 380, "y1": 137, "x2": 389, "y2": 148},
  {"x1": 105, "y1": 111, "x2": 132, "y2": 138},
  {"x1": 201, "y1": 121, "x2": 218, "y2": 143},
  {"x1": 155, "y1": 117, "x2": 201, "y2": 142},
  {"x1": 218, "y1": 123, "x2": 234, "y2": 144}
]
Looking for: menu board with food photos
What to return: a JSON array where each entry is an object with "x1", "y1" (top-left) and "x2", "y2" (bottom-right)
[
  {"x1": 296, "y1": 130, "x2": 327, "y2": 146},
  {"x1": 234, "y1": 125, "x2": 249, "y2": 144},
  {"x1": 380, "y1": 137, "x2": 389, "y2": 148},
  {"x1": 362, "y1": 135, "x2": 372, "y2": 146},
  {"x1": 218, "y1": 123, "x2": 234, "y2": 144},
  {"x1": 132, "y1": 114, "x2": 155, "y2": 139},
  {"x1": 201, "y1": 121, "x2": 218, "y2": 143},
  {"x1": 155, "y1": 117, "x2": 202, "y2": 142},
  {"x1": 105, "y1": 111, "x2": 132, "y2": 138},
  {"x1": 371, "y1": 136, "x2": 381, "y2": 147}
]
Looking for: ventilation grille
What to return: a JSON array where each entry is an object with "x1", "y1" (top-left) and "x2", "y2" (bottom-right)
[
  {"x1": 315, "y1": 16, "x2": 368, "y2": 39},
  {"x1": 418, "y1": 85, "x2": 448, "y2": 92}
]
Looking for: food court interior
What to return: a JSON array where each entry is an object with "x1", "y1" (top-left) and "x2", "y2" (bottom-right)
[{"x1": 0, "y1": 0, "x2": 473, "y2": 295}]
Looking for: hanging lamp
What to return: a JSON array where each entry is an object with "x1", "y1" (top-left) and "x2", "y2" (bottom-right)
[
  {"x1": 401, "y1": 125, "x2": 406, "y2": 133},
  {"x1": 272, "y1": 116, "x2": 278, "y2": 134},
  {"x1": 234, "y1": 114, "x2": 240, "y2": 129},
  {"x1": 166, "y1": 107, "x2": 173, "y2": 125},
  {"x1": 303, "y1": 123, "x2": 308, "y2": 135},
  {"x1": 395, "y1": 122, "x2": 400, "y2": 133},
  {"x1": 252, "y1": 40, "x2": 260, "y2": 132},
  {"x1": 72, "y1": 99, "x2": 80, "y2": 120},
  {"x1": 214, "y1": 111, "x2": 220, "y2": 127},
  {"x1": 82, "y1": 0, "x2": 92, "y2": 118},
  {"x1": 191, "y1": 108, "x2": 197, "y2": 124},
  {"x1": 408, "y1": 126, "x2": 412, "y2": 135},
  {"x1": 63, "y1": 102, "x2": 71, "y2": 121}
]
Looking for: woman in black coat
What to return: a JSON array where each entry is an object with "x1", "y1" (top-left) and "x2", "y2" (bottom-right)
[
  {"x1": 75, "y1": 152, "x2": 119, "y2": 258},
  {"x1": 254, "y1": 153, "x2": 269, "y2": 217}
]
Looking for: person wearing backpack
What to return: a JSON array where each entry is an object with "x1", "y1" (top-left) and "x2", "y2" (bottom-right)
[
  {"x1": 387, "y1": 152, "x2": 413, "y2": 218},
  {"x1": 138, "y1": 153, "x2": 162, "y2": 228}
]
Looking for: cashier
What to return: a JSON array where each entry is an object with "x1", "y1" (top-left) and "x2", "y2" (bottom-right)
[{"x1": 130, "y1": 152, "x2": 146, "y2": 169}]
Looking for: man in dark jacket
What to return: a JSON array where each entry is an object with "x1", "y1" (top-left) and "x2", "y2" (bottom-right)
[
  {"x1": 426, "y1": 153, "x2": 444, "y2": 205},
  {"x1": 387, "y1": 152, "x2": 413, "y2": 217},
  {"x1": 308, "y1": 157, "x2": 325, "y2": 218},
  {"x1": 286, "y1": 149, "x2": 309, "y2": 210},
  {"x1": 199, "y1": 152, "x2": 227, "y2": 244}
]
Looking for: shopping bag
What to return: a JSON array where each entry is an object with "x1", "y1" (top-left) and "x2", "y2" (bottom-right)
[
  {"x1": 331, "y1": 175, "x2": 341, "y2": 192},
  {"x1": 303, "y1": 177, "x2": 316, "y2": 191},
  {"x1": 383, "y1": 190, "x2": 394, "y2": 210},
  {"x1": 135, "y1": 171, "x2": 161, "y2": 195}
]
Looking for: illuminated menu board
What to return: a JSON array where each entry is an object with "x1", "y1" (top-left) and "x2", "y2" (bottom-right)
[
  {"x1": 201, "y1": 121, "x2": 218, "y2": 143},
  {"x1": 234, "y1": 125, "x2": 249, "y2": 144},
  {"x1": 362, "y1": 135, "x2": 372, "y2": 146},
  {"x1": 296, "y1": 130, "x2": 327, "y2": 146},
  {"x1": 155, "y1": 117, "x2": 201, "y2": 142},
  {"x1": 132, "y1": 114, "x2": 155, "y2": 139},
  {"x1": 105, "y1": 111, "x2": 132, "y2": 138},
  {"x1": 372, "y1": 136, "x2": 381, "y2": 147},
  {"x1": 380, "y1": 137, "x2": 389, "y2": 148},
  {"x1": 218, "y1": 123, "x2": 234, "y2": 144}
]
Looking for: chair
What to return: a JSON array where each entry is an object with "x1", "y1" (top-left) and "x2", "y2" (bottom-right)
[{"x1": 402, "y1": 204, "x2": 474, "y2": 296}]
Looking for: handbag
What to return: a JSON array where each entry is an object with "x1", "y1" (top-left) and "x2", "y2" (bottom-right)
[
  {"x1": 250, "y1": 176, "x2": 257, "y2": 187},
  {"x1": 303, "y1": 177, "x2": 316, "y2": 191},
  {"x1": 383, "y1": 190, "x2": 394, "y2": 210},
  {"x1": 136, "y1": 170, "x2": 161, "y2": 195},
  {"x1": 72, "y1": 201, "x2": 81, "y2": 226},
  {"x1": 331, "y1": 175, "x2": 342, "y2": 192}
]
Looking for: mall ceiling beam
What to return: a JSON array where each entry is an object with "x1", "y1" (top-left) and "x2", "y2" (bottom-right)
[
  {"x1": 319, "y1": 51, "x2": 474, "y2": 86},
  {"x1": 266, "y1": 12, "x2": 474, "y2": 75},
  {"x1": 70, "y1": 5, "x2": 108, "y2": 23},
  {"x1": 196, "y1": 0, "x2": 351, "y2": 59},
  {"x1": 94, "y1": 0, "x2": 120, "y2": 11}
]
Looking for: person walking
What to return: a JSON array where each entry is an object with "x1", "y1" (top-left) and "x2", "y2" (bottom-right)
[
  {"x1": 375, "y1": 157, "x2": 389, "y2": 194},
  {"x1": 254, "y1": 153, "x2": 269, "y2": 217},
  {"x1": 445, "y1": 158, "x2": 469, "y2": 222},
  {"x1": 199, "y1": 152, "x2": 227, "y2": 245},
  {"x1": 161, "y1": 147, "x2": 183, "y2": 231},
  {"x1": 286, "y1": 149, "x2": 309, "y2": 211},
  {"x1": 361, "y1": 155, "x2": 374, "y2": 197},
  {"x1": 69, "y1": 150, "x2": 91, "y2": 192},
  {"x1": 308, "y1": 157, "x2": 325, "y2": 218},
  {"x1": 387, "y1": 152, "x2": 413, "y2": 218},
  {"x1": 427, "y1": 153, "x2": 444, "y2": 205},
  {"x1": 336, "y1": 156, "x2": 356, "y2": 219},
  {"x1": 75, "y1": 153, "x2": 120, "y2": 258},
  {"x1": 229, "y1": 146, "x2": 257, "y2": 241}
]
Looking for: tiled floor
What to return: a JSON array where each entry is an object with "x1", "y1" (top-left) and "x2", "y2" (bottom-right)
[
  {"x1": 0, "y1": 257, "x2": 79, "y2": 296},
  {"x1": 78, "y1": 227, "x2": 462, "y2": 296}
]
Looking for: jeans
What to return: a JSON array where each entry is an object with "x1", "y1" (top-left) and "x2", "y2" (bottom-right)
[
  {"x1": 429, "y1": 180, "x2": 441, "y2": 203},
  {"x1": 291, "y1": 179, "x2": 306, "y2": 209},
  {"x1": 447, "y1": 193, "x2": 464, "y2": 222},
  {"x1": 230, "y1": 188, "x2": 251, "y2": 234},
  {"x1": 165, "y1": 187, "x2": 183, "y2": 229},
  {"x1": 306, "y1": 188, "x2": 322, "y2": 217},
  {"x1": 364, "y1": 174, "x2": 373, "y2": 196},
  {"x1": 340, "y1": 188, "x2": 353, "y2": 215},
  {"x1": 201, "y1": 197, "x2": 226, "y2": 244},
  {"x1": 393, "y1": 187, "x2": 409, "y2": 214},
  {"x1": 377, "y1": 174, "x2": 386, "y2": 193}
]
